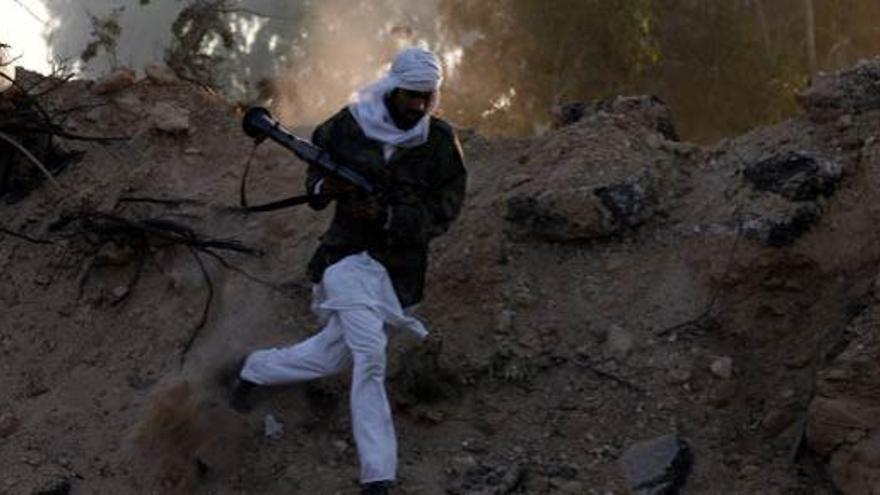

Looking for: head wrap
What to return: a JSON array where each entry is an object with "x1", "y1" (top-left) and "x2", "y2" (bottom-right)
[{"x1": 349, "y1": 47, "x2": 443, "y2": 149}]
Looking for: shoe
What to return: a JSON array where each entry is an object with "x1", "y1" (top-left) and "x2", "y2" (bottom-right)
[
  {"x1": 361, "y1": 480, "x2": 391, "y2": 495},
  {"x1": 229, "y1": 377, "x2": 257, "y2": 413},
  {"x1": 227, "y1": 356, "x2": 258, "y2": 413}
]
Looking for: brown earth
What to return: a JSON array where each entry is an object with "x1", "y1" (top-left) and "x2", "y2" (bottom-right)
[{"x1": 2, "y1": 59, "x2": 880, "y2": 494}]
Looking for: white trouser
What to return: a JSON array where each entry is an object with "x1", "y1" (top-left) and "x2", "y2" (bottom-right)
[{"x1": 241, "y1": 307, "x2": 397, "y2": 483}]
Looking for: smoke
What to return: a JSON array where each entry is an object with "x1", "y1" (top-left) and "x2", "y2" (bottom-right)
[
  {"x1": 126, "y1": 227, "x2": 312, "y2": 493},
  {"x1": 129, "y1": 378, "x2": 246, "y2": 494},
  {"x1": 271, "y1": 0, "x2": 442, "y2": 126}
]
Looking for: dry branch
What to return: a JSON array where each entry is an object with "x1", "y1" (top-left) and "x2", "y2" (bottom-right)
[
  {"x1": 0, "y1": 130, "x2": 62, "y2": 189},
  {"x1": 0, "y1": 226, "x2": 54, "y2": 244}
]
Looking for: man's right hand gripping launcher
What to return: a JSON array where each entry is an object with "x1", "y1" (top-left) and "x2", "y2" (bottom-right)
[{"x1": 242, "y1": 107, "x2": 378, "y2": 198}]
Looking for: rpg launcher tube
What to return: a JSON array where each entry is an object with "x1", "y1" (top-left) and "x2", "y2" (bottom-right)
[{"x1": 242, "y1": 107, "x2": 376, "y2": 194}]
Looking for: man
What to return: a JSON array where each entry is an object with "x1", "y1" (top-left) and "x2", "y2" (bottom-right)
[{"x1": 231, "y1": 47, "x2": 467, "y2": 495}]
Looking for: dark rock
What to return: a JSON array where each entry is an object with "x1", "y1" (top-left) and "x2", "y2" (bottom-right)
[
  {"x1": 33, "y1": 478, "x2": 70, "y2": 495},
  {"x1": 92, "y1": 69, "x2": 136, "y2": 95},
  {"x1": 0, "y1": 410, "x2": 19, "y2": 438},
  {"x1": 544, "y1": 462, "x2": 579, "y2": 480},
  {"x1": 807, "y1": 322, "x2": 880, "y2": 493},
  {"x1": 620, "y1": 434, "x2": 692, "y2": 495},
  {"x1": 594, "y1": 181, "x2": 655, "y2": 229},
  {"x1": 505, "y1": 188, "x2": 608, "y2": 242},
  {"x1": 799, "y1": 58, "x2": 880, "y2": 121},
  {"x1": 551, "y1": 102, "x2": 588, "y2": 127},
  {"x1": 766, "y1": 206, "x2": 821, "y2": 246},
  {"x1": 743, "y1": 152, "x2": 842, "y2": 202},
  {"x1": 552, "y1": 95, "x2": 679, "y2": 141},
  {"x1": 393, "y1": 337, "x2": 462, "y2": 404},
  {"x1": 742, "y1": 204, "x2": 822, "y2": 247},
  {"x1": 505, "y1": 178, "x2": 656, "y2": 243}
]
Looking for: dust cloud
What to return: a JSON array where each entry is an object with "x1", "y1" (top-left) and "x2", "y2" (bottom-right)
[{"x1": 269, "y1": 0, "x2": 444, "y2": 126}]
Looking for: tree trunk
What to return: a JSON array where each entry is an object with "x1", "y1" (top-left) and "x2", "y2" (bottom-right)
[{"x1": 804, "y1": 0, "x2": 817, "y2": 75}]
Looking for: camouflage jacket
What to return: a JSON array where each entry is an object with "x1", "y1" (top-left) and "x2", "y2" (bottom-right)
[{"x1": 305, "y1": 107, "x2": 467, "y2": 307}]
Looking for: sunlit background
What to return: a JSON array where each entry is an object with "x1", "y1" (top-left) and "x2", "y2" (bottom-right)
[{"x1": 3, "y1": 0, "x2": 880, "y2": 143}]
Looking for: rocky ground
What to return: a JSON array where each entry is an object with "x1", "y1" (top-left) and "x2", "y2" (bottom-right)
[{"x1": 2, "y1": 58, "x2": 880, "y2": 494}]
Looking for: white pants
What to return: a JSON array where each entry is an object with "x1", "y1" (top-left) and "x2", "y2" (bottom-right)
[{"x1": 240, "y1": 253, "x2": 415, "y2": 483}]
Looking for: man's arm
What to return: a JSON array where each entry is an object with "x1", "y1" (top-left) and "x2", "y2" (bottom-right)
[
  {"x1": 387, "y1": 131, "x2": 467, "y2": 245},
  {"x1": 305, "y1": 117, "x2": 335, "y2": 210}
]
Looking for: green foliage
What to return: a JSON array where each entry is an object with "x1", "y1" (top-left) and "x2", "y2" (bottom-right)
[
  {"x1": 81, "y1": 7, "x2": 124, "y2": 67},
  {"x1": 435, "y1": 0, "x2": 880, "y2": 142}
]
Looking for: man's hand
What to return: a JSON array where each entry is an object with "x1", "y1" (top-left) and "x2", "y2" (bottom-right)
[
  {"x1": 340, "y1": 195, "x2": 388, "y2": 223},
  {"x1": 320, "y1": 175, "x2": 359, "y2": 196}
]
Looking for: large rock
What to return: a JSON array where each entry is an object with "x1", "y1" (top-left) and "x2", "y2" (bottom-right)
[
  {"x1": 734, "y1": 151, "x2": 842, "y2": 247},
  {"x1": 743, "y1": 152, "x2": 842, "y2": 202},
  {"x1": 799, "y1": 57, "x2": 880, "y2": 122},
  {"x1": 807, "y1": 306, "x2": 880, "y2": 494},
  {"x1": 150, "y1": 101, "x2": 190, "y2": 134},
  {"x1": 741, "y1": 203, "x2": 822, "y2": 247},
  {"x1": 551, "y1": 95, "x2": 679, "y2": 141},
  {"x1": 92, "y1": 68, "x2": 136, "y2": 95},
  {"x1": 505, "y1": 176, "x2": 657, "y2": 243},
  {"x1": 144, "y1": 62, "x2": 179, "y2": 85},
  {"x1": 620, "y1": 434, "x2": 692, "y2": 495}
]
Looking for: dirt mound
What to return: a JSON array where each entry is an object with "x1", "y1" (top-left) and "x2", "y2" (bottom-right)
[{"x1": 3, "y1": 58, "x2": 880, "y2": 494}]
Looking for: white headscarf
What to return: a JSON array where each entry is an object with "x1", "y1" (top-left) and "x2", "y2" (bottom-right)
[{"x1": 349, "y1": 47, "x2": 443, "y2": 149}]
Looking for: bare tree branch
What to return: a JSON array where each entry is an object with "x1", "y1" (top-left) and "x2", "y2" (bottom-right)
[
  {"x1": 0, "y1": 226, "x2": 54, "y2": 245},
  {"x1": 0, "y1": 130, "x2": 62, "y2": 189}
]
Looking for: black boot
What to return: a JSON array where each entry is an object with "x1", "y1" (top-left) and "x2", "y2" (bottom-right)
[
  {"x1": 226, "y1": 356, "x2": 258, "y2": 413},
  {"x1": 361, "y1": 480, "x2": 391, "y2": 495},
  {"x1": 229, "y1": 376, "x2": 257, "y2": 413}
]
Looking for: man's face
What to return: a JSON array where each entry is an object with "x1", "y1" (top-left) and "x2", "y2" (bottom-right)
[{"x1": 386, "y1": 88, "x2": 433, "y2": 130}]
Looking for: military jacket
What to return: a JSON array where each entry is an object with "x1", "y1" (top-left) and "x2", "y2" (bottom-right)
[{"x1": 305, "y1": 107, "x2": 467, "y2": 307}]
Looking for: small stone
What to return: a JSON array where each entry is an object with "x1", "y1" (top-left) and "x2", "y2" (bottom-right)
[
  {"x1": 496, "y1": 309, "x2": 514, "y2": 333},
  {"x1": 502, "y1": 173, "x2": 533, "y2": 191},
  {"x1": 144, "y1": 62, "x2": 179, "y2": 85},
  {"x1": 550, "y1": 479, "x2": 584, "y2": 494},
  {"x1": 620, "y1": 434, "x2": 692, "y2": 495},
  {"x1": 739, "y1": 464, "x2": 759, "y2": 478},
  {"x1": 560, "y1": 481, "x2": 584, "y2": 493},
  {"x1": 263, "y1": 413, "x2": 284, "y2": 439},
  {"x1": 449, "y1": 455, "x2": 478, "y2": 474},
  {"x1": 34, "y1": 274, "x2": 51, "y2": 286},
  {"x1": 605, "y1": 325, "x2": 634, "y2": 357},
  {"x1": 183, "y1": 147, "x2": 202, "y2": 155},
  {"x1": 111, "y1": 286, "x2": 129, "y2": 299},
  {"x1": 710, "y1": 356, "x2": 733, "y2": 379},
  {"x1": 822, "y1": 368, "x2": 851, "y2": 381},
  {"x1": 92, "y1": 68, "x2": 136, "y2": 95},
  {"x1": 95, "y1": 243, "x2": 134, "y2": 266},
  {"x1": 150, "y1": 101, "x2": 190, "y2": 134},
  {"x1": 0, "y1": 411, "x2": 19, "y2": 438},
  {"x1": 420, "y1": 409, "x2": 445, "y2": 424},
  {"x1": 332, "y1": 440, "x2": 348, "y2": 455},
  {"x1": 707, "y1": 382, "x2": 737, "y2": 408},
  {"x1": 34, "y1": 478, "x2": 70, "y2": 495},
  {"x1": 461, "y1": 437, "x2": 488, "y2": 453},
  {"x1": 666, "y1": 358, "x2": 692, "y2": 384},
  {"x1": 113, "y1": 93, "x2": 142, "y2": 114},
  {"x1": 84, "y1": 108, "x2": 102, "y2": 122},
  {"x1": 761, "y1": 408, "x2": 795, "y2": 437},
  {"x1": 23, "y1": 452, "x2": 42, "y2": 466}
]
